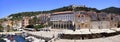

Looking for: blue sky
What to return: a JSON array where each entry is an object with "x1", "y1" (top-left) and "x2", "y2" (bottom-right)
[{"x1": 0, "y1": 0, "x2": 120, "y2": 18}]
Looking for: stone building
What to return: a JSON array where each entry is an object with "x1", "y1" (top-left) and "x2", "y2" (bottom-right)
[
  {"x1": 75, "y1": 11, "x2": 91, "y2": 29},
  {"x1": 50, "y1": 11, "x2": 74, "y2": 29},
  {"x1": 89, "y1": 12, "x2": 119, "y2": 29},
  {"x1": 22, "y1": 16, "x2": 30, "y2": 28},
  {"x1": 38, "y1": 14, "x2": 50, "y2": 25},
  {"x1": 50, "y1": 11, "x2": 119, "y2": 30},
  {"x1": 12, "y1": 20, "x2": 22, "y2": 30},
  {"x1": 90, "y1": 21, "x2": 110, "y2": 29},
  {"x1": 1, "y1": 20, "x2": 13, "y2": 32}
]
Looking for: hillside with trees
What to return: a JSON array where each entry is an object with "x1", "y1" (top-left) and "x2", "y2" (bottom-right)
[
  {"x1": 7, "y1": 5, "x2": 120, "y2": 20},
  {"x1": 100, "y1": 7, "x2": 120, "y2": 14}
]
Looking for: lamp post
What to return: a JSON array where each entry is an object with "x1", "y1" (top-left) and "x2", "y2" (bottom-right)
[{"x1": 72, "y1": 4, "x2": 77, "y2": 31}]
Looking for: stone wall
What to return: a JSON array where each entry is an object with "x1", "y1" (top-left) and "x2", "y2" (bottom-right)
[{"x1": 90, "y1": 21, "x2": 110, "y2": 29}]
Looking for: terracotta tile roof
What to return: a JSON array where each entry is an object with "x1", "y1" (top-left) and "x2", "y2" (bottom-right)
[{"x1": 52, "y1": 11, "x2": 73, "y2": 14}]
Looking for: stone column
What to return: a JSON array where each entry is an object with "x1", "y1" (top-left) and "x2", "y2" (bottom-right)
[{"x1": 59, "y1": 22, "x2": 61, "y2": 29}]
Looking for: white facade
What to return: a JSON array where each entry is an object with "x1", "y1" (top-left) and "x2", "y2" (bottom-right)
[{"x1": 50, "y1": 13, "x2": 74, "y2": 21}]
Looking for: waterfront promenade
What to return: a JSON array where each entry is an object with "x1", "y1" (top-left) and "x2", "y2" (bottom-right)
[
  {"x1": 24, "y1": 28, "x2": 120, "y2": 42},
  {"x1": 1, "y1": 28, "x2": 120, "y2": 42},
  {"x1": 55, "y1": 34, "x2": 120, "y2": 42}
]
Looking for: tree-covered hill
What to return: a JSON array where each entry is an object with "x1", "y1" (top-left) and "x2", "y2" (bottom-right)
[
  {"x1": 100, "y1": 7, "x2": 120, "y2": 14},
  {"x1": 50, "y1": 5, "x2": 99, "y2": 12},
  {"x1": 8, "y1": 5, "x2": 120, "y2": 20},
  {"x1": 8, "y1": 11, "x2": 50, "y2": 20}
]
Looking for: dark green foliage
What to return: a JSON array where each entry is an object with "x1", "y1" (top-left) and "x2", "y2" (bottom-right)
[
  {"x1": 0, "y1": 25, "x2": 3, "y2": 32},
  {"x1": 34, "y1": 25, "x2": 44, "y2": 30},
  {"x1": 50, "y1": 5, "x2": 99, "y2": 12},
  {"x1": 50, "y1": 5, "x2": 73, "y2": 12},
  {"x1": 29, "y1": 16, "x2": 39, "y2": 25},
  {"x1": 101, "y1": 7, "x2": 120, "y2": 14}
]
